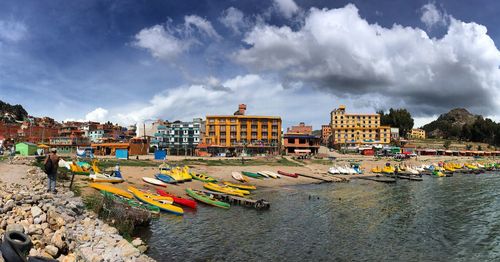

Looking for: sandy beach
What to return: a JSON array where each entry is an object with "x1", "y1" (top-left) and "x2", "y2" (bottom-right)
[{"x1": 75, "y1": 153, "x2": 498, "y2": 199}]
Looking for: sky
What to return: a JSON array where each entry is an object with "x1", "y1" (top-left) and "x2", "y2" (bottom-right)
[{"x1": 0, "y1": 0, "x2": 499, "y2": 129}]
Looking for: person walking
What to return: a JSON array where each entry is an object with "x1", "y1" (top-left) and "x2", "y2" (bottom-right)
[
  {"x1": 44, "y1": 148, "x2": 60, "y2": 193},
  {"x1": 9, "y1": 146, "x2": 15, "y2": 164}
]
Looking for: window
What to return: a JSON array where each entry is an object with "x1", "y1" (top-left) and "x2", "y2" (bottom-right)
[{"x1": 288, "y1": 138, "x2": 295, "y2": 143}]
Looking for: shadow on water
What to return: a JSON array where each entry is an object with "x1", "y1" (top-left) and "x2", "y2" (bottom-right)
[{"x1": 136, "y1": 172, "x2": 500, "y2": 262}]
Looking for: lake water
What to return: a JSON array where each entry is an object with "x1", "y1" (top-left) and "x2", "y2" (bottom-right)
[{"x1": 138, "y1": 172, "x2": 500, "y2": 261}]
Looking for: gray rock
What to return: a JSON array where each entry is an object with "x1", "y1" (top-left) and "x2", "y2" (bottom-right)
[
  {"x1": 6, "y1": 223, "x2": 24, "y2": 233},
  {"x1": 44, "y1": 245, "x2": 58, "y2": 257},
  {"x1": 31, "y1": 206, "x2": 43, "y2": 218},
  {"x1": 4, "y1": 200, "x2": 15, "y2": 212}
]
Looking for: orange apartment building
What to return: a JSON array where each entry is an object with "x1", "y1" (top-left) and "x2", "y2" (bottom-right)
[
  {"x1": 330, "y1": 105, "x2": 391, "y2": 147},
  {"x1": 321, "y1": 124, "x2": 332, "y2": 145},
  {"x1": 203, "y1": 104, "x2": 282, "y2": 155}
]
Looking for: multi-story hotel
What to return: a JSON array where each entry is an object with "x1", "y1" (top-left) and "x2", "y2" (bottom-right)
[
  {"x1": 204, "y1": 104, "x2": 281, "y2": 155},
  {"x1": 330, "y1": 105, "x2": 391, "y2": 147},
  {"x1": 409, "y1": 128, "x2": 426, "y2": 139}
]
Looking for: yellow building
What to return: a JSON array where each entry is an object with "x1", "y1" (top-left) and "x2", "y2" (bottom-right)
[
  {"x1": 409, "y1": 128, "x2": 426, "y2": 139},
  {"x1": 204, "y1": 104, "x2": 282, "y2": 155},
  {"x1": 330, "y1": 105, "x2": 391, "y2": 147}
]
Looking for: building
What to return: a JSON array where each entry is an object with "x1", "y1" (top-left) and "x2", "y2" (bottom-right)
[
  {"x1": 283, "y1": 122, "x2": 320, "y2": 156},
  {"x1": 15, "y1": 142, "x2": 38, "y2": 156},
  {"x1": 204, "y1": 104, "x2": 282, "y2": 156},
  {"x1": 92, "y1": 138, "x2": 149, "y2": 156},
  {"x1": 409, "y1": 128, "x2": 426, "y2": 139},
  {"x1": 49, "y1": 137, "x2": 90, "y2": 154},
  {"x1": 168, "y1": 119, "x2": 202, "y2": 155},
  {"x1": 89, "y1": 130, "x2": 105, "y2": 143},
  {"x1": 0, "y1": 122, "x2": 21, "y2": 140},
  {"x1": 390, "y1": 128, "x2": 400, "y2": 141},
  {"x1": 150, "y1": 124, "x2": 171, "y2": 150},
  {"x1": 330, "y1": 105, "x2": 391, "y2": 147},
  {"x1": 286, "y1": 122, "x2": 312, "y2": 134},
  {"x1": 321, "y1": 125, "x2": 332, "y2": 145}
]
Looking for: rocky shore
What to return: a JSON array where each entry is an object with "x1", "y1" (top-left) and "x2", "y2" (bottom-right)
[{"x1": 0, "y1": 165, "x2": 154, "y2": 262}]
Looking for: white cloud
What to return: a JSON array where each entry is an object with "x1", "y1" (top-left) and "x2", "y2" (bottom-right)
[
  {"x1": 114, "y1": 74, "x2": 345, "y2": 128},
  {"x1": 85, "y1": 107, "x2": 109, "y2": 122},
  {"x1": 0, "y1": 20, "x2": 27, "y2": 42},
  {"x1": 133, "y1": 24, "x2": 189, "y2": 60},
  {"x1": 219, "y1": 7, "x2": 247, "y2": 34},
  {"x1": 184, "y1": 15, "x2": 221, "y2": 40},
  {"x1": 420, "y1": 2, "x2": 448, "y2": 29},
  {"x1": 134, "y1": 15, "x2": 221, "y2": 60},
  {"x1": 273, "y1": 0, "x2": 300, "y2": 19},
  {"x1": 234, "y1": 4, "x2": 500, "y2": 117}
]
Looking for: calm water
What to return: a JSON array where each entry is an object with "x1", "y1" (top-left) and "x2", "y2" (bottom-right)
[{"x1": 138, "y1": 172, "x2": 500, "y2": 262}]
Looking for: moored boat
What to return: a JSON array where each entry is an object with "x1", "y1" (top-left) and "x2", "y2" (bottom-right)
[
  {"x1": 142, "y1": 177, "x2": 168, "y2": 187},
  {"x1": 203, "y1": 183, "x2": 249, "y2": 196},
  {"x1": 191, "y1": 173, "x2": 217, "y2": 182},
  {"x1": 242, "y1": 171, "x2": 263, "y2": 179},
  {"x1": 128, "y1": 186, "x2": 183, "y2": 215},
  {"x1": 156, "y1": 189, "x2": 197, "y2": 209},
  {"x1": 155, "y1": 173, "x2": 177, "y2": 184},
  {"x1": 232, "y1": 172, "x2": 249, "y2": 182},
  {"x1": 186, "y1": 188, "x2": 230, "y2": 209},
  {"x1": 277, "y1": 170, "x2": 298, "y2": 178},
  {"x1": 89, "y1": 173, "x2": 124, "y2": 183},
  {"x1": 222, "y1": 181, "x2": 256, "y2": 190},
  {"x1": 89, "y1": 183, "x2": 133, "y2": 199}
]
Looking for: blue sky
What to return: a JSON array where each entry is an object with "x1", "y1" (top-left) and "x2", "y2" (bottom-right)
[{"x1": 1, "y1": 0, "x2": 499, "y2": 129}]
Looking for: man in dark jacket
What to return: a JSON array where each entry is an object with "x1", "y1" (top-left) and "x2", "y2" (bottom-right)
[{"x1": 44, "y1": 148, "x2": 60, "y2": 193}]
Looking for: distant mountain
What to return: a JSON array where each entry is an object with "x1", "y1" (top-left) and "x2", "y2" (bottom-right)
[
  {"x1": 423, "y1": 108, "x2": 476, "y2": 138},
  {"x1": 0, "y1": 100, "x2": 28, "y2": 122},
  {"x1": 423, "y1": 108, "x2": 500, "y2": 148},
  {"x1": 312, "y1": 130, "x2": 321, "y2": 136}
]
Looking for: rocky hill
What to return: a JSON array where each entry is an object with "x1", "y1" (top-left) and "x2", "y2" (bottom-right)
[
  {"x1": 423, "y1": 108, "x2": 477, "y2": 138},
  {"x1": 0, "y1": 100, "x2": 28, "y2": 122}
]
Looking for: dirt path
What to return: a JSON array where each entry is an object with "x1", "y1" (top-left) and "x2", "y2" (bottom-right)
[{"x1": 0, "y1": 161, "x2": 32, "y2": 186}]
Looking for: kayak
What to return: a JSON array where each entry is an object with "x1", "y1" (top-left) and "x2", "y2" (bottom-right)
[
  {"x1": 231, "y1": 172, "x2": 249, "y2": 183},
  {"x1": 128, "y1": 186, "x2": 183, "y2": 215},
  {"x1": 191, "y1": 173, "x2": 217, "y2": 182},
  {"x1": 242, "y1": 171, "x2": 263, "y2": 179},
  {"x1": 89, "y1": 183, "x2": 133, "y2": 199},
  {"x1": 277, "y1": 171, "x2": 298, "y2": 178},
  {"x1": 222, "y1": 181, "x2": 256, "y2": 190},
  {"x1": 142, "y1": 177, "x2": 167, "y2": 187},
  {"x1": 260, "y1": 171, "x2": 280, "y2": 179},
  {"x1": 156, "y1": 189, "x2": 197, "y2": 209},
  {"x1": 89, "y1": 173, "x2": 124, "y2": 183},
  {"x1": 155, "y1": 173, "x2": 177, "y2": 184},
  {"x1": 203, "y1": 183, "x2": 249, "y2": 196},
  {"x1": 180, "y1": 167, "x2": 193, "y2": 181},
  {"x1": 186, "y1": 188, "x2": 230, "y2": 209},
  {"x1": 100, "y1": 191, "x2": 160, "y2": 215},
  {"x1": 256, "y1": 172, "x2": 270, "y2": 178}
]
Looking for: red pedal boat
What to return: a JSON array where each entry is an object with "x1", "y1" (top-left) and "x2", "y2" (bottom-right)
[
  {"x1": 156, "y1": 189, "x2": 197, "y2": 209},
  {"x1": 277, "y1": 170, "x2": 298, "y2": 178}
]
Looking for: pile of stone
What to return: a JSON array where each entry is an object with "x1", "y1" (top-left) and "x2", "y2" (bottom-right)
[{"x1": 0, "y1": 167, "x2": 154, "y2": 262}]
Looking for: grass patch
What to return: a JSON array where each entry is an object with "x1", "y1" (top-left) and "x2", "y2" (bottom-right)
[
  {"x1": 98, "y1": 159, "x2": 159, "y2": 169},
  {"x1": 71, "y1": 183, "x2": 82, "y2": 196},
  {"x1": 168, "y1": 157, "x2": 302, "y2": 167},
  {"x1": 83, "y1": 193, "x2": 104, "y2": 214}
]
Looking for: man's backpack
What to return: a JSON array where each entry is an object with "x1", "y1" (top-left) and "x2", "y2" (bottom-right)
[{"x1": 44, "y1": 157, "x2": 53, "y2": 174}]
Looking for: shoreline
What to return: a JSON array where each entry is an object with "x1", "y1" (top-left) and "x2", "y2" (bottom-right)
[{"x1": 0, "y1": 161, "x2": 154, "y2": 262}]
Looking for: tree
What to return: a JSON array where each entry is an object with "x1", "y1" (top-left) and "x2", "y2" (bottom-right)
[
  {"x1": 466, "y1": 144, "x2": 473, "y2": 150},
  {"x1": 443, "y1": 140, "x2": 451, "y2": 149},
  {"x1": 477, "y1": 145, "x2": 482, "y2": 151},
  {"x1": 378, "y1": 108, "x2": 414, "y2": 137}
]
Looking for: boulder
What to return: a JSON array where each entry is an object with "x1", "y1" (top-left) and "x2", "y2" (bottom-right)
[
  {"x1": 45, "y1": 245, "x2": 59, "y2": 257},
  {"x1": 31, "y1": 206, "x2": 43, "y2": 218},
  {"x1": 6, "y1": 223, "x2": 24, "y2": 233}
]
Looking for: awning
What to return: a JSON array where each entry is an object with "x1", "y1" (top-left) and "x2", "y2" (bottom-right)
[{"x1": 294, "y1": 149, "x2": 311, "y2": 153}]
